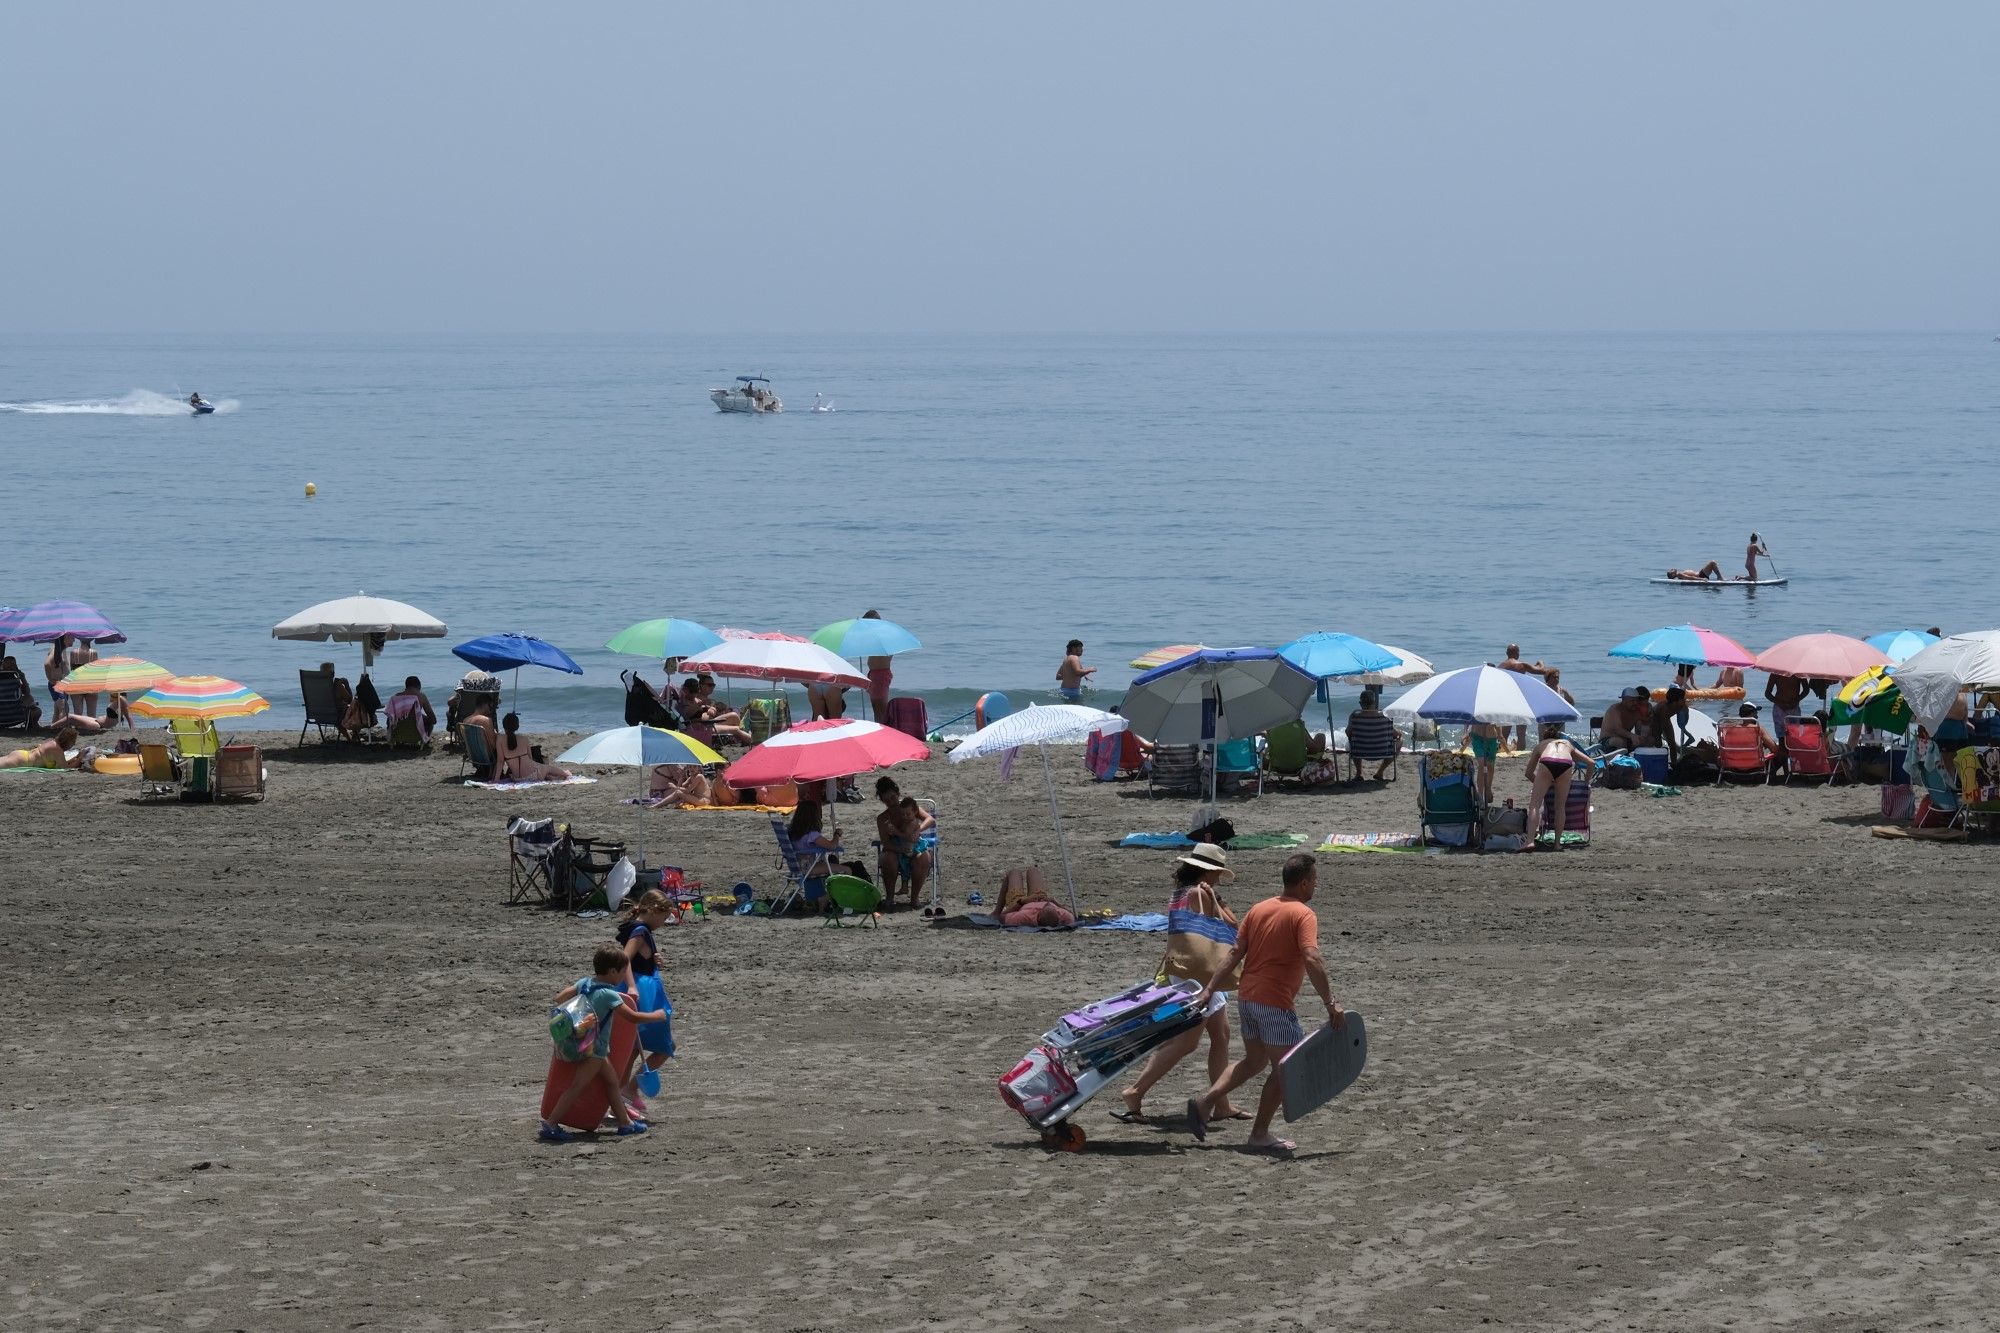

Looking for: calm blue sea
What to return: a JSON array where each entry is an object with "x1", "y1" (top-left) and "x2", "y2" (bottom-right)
[{"x1": 2, "y1": 333, "x2": 1992, "y2": 732}]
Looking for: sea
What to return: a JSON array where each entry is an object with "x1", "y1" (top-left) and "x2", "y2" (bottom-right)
[{"x1": 2, "y1": 332, "x2": 1992, "y2": 734}]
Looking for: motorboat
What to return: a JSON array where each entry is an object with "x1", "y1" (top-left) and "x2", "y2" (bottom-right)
[{"x1": 710, "y1": 375, "x2": 782, "y2": 413}]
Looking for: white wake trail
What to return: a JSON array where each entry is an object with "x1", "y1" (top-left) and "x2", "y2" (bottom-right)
[{"x1": 0, "y1": 389, "x2": 240, "y2": 415}]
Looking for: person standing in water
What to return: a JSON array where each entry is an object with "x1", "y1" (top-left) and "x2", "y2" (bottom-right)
[
  {"x1": 1056, "y1": 640, "x2": 1095, "y2": 702},
  {"x1": 1745, "y1": 532, "x2": 1770, "y2": 581}
]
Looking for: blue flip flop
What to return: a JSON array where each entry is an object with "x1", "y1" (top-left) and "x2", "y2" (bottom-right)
[
  {"x1": 537, "y1": 1124, "x2": 573, "y2": 1144},
  {"x1": 615, "y1": 1121, "x2": 649, "y2": 1137}
]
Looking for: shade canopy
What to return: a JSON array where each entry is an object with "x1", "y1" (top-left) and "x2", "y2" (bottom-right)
[
  {"x1": 1891, "y1": 631, "x2": 2000, "y2": 732},
  {"x1": 273, "y1": 594, "x2": 446, "y2": 643},
  {"x1": 1385, "y1": 665, "x2": 1580, "y2": 726},
  {"x1": 1607, "y1": 624, "x2": 1756, "y2": 669},
  {"x1": 129, "y1": 675, "x2": 270, "y2": 721},
  {"x1": 722, "y1": 718, "x2": 929, "y2": 788},
  {"x1": 1753, "y1": 633, "x2": 1887, "y2": 681},
  {"x1": 1865, "y1": 629, "x2": 1940, "y2": 664},
  {"x1": 813, "y1": 617, "x2": 921, "y2": 658},
  {"x1": 0, "y1": 599, "x2": 126, "y2": 644},
  {"x1": 53, "y1": 656, "x2": 174, "y2": 695},
  {"x1": 1120, "y1": 647, "x2": 1317, "y2": 745},
  {"x1": 949, "y1": 704, "x2": 1126, "y2": 762},
  {"x1": 604, "y1": 618, "x2": 723, "y2": 659},
  {"x1": 683, "y1": 638, "x2": 869, "y2": 687},
  {"x1": 555, "y1": 725, "x2": 723, "y2": 769},
  {"x1": 452, "y1": 633, "x2": 582, "y2": 676},
  {"x1": 1278, "y1": 632, "x2": 1402, "y2": 680}
]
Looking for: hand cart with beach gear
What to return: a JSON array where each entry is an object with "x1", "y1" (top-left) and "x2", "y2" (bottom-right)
[{"x1": 998, "y1": 978, "x2": 1225, "y2": 1151}]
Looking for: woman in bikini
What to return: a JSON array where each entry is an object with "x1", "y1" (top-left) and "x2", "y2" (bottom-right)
[
  {"x1": 494, "y1": 711, "x2": 571, "y2": 783},
  {"x1": 1, "y1": 725, "x2": 82, "y2": 770},
  {"x1": 1524, "y1": 722, "x2": 1595, "y2": 847},
  {"x1": 994, "y1": 867, "x2": 1075, "y2": 929}
]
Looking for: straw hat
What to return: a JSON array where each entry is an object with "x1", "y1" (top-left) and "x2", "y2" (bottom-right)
[{"x1": 1174, "y1": 842, "x2": 1234, "y2": 881}]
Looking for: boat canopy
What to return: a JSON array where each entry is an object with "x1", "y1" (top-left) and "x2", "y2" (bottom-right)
[{"x1": 735, "y1": 376, "x2": 770, "y2": 384}]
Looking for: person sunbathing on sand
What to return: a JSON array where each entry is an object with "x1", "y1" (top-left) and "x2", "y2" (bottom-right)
[
  {"x1": 995, "y1": 866, "x2": 1075, "y2": 929},
  {"x1": 1, "y1": 725, "x2": 82, "y2": 770},
  {"x1": 494, "y1": 712, "x2": 571, "y2": 783}
]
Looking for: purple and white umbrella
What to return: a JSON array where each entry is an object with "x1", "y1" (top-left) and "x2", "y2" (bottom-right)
[
  {"x1": 1384, "y1": 665, "x2": 1579, "y2": 727},
  {"x1": 0, "y1": 599, "x2": 127, "y2": 644}
]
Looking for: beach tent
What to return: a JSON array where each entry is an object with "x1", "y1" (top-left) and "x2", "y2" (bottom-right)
[
  {"x1": 949, "y1": 704, "x2": 1126, "y2": 914},
  {"x1": 1891, "y1": 631, "x2": 2000, "y2": 732},
  {"x1": 273, "y1": 593, "x2": 446, "y2": 668}
]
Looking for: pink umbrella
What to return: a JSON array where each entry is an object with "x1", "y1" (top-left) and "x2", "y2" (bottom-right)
[
  {"x1": 722, "y1": 718, "x2": 929, "y2": 788},
  {"x1": 1753, "y1": 633, "x2": 1889, "y2": 681}
]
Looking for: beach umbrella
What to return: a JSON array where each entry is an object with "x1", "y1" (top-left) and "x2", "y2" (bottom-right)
[
  {"x1": 52, "y1": 656, "x2": 173, "y2": 696},
  {"x1": 0, "y1": 599, "x2": 126, "y2": 644},
  {"x1": 452, "y1": 632, "x2": 583, "y2": 711},
  {"x1": 722, "y1": 718, "x2": 929, "y2": 789},
  {"x1": 1130, "y1": 643, "x2": 1209, "y2": 669},
  {"x1": 1279, "y1": 631, "x2": 1403, "y2": 737},
  {"x1": 949, "y1": 704, "x2": 1124, "y2": 914},
  {"x1": 604, "y1": 617, "x2": 723, "y2": 661},
  {"x1": 1865, "y1": 629, "x2": 1940, "y2": 665},
  {"x1": 1607, "y1": 624, "x2": 1757, "y2": 668},
  {"x1": 1753, "y1": 633, "x2": 1887, "y2": 681},
  {"x1": 1384, "y1": 665, "x2": 1580, "y2": 727},
  {"x1": 129, "y1": 675, "x2": 270, "y2": 721},
  {"x1": 272, "y1": 593, "x2": 446, "y2": 669},
  {"x1": 555, "y1": 725, "x2": 727, "y2": 869},
  {"x1": 812, "y1": 617, "x2": 922, "y2": 658},
  {"x1": 1121, "y1": 648, "x2": 1317, "y2": 804},
  {"x1": 1830, "y1": 665, "x2": 1911, "y2": 733},
  {"x1": 1890, "y1": 631, "x2": 2000, "y2": 732},
  {"x1": 683, "y1": 638, "x2": 868, "y2": 687},
  {"x1": 1326, "y1": 644, "x2": 1434, "y2": 687}
]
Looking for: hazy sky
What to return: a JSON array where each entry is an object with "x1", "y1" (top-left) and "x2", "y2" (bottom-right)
[{"x1": 4, "y1": 3, "x2": 1993, "y2": 333}]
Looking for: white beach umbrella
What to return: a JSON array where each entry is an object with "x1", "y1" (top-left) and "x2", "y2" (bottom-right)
[
  {"x1": 950, "y1": 704, "x2": 1126, "y2": 914},
  {"x1": 1891, "y1": 630, "x2": 2000, "y2": 731},
  {"x1": 273, "y1": 593, "x2": 447, "y2": 669}
]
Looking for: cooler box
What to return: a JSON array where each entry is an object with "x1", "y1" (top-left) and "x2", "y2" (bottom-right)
[{"x1": 1633, "y1": 747, "x2": 1669, "y2": 783}]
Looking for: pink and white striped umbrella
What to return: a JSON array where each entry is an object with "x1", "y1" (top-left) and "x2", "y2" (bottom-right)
[
  {"x1": 722, "y1": 719, "x2": 930, "y2": 788},
  {"x1": 683, "y1": 637, "x2": 868, "y2": 687}
]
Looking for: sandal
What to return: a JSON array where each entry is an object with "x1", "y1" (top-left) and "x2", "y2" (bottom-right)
[{"x1": 537, "y1": 1124, "x2": 573, "y2": 1144}]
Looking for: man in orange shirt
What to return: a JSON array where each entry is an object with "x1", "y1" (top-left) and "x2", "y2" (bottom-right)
[{"x1": 1186, "y1": 853, "x2": 1343, "y2": 1155}]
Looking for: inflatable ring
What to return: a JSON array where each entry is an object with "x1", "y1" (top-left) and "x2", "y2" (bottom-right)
[
  {"x1": 1650, "y1": 687, "x2": 1745, "y2": 703},
  {"x1": 93, "y1": 753, "x2": 142, "y2": 775}
]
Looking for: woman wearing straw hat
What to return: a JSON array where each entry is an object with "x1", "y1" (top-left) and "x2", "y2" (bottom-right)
[{"x1": 1111, "y1": 843, "x2": 1252, "y2": 1125}]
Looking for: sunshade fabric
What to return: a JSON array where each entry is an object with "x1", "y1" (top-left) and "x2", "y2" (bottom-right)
[
  {"x1": 272, "y1": 594, "x2": 446, "y2": 642},
  {"x1": 812, "y1": 618, "x2": 921, "y2": 657},
  {"x1": 0, "y1": 599, "x2": 126, "y2": 643},
  {"x1": 129, "y1": 675, "x2": 270, "y2": 720},
  {"x1": 683, "y1": 638, "x2": 869, "y2": 687},
  {"x1": 53, "y1": 656, "x2": 173, "y2": 695},
  {"x1": 1607, "y1": 624, "x2": 1756, "y2": 668},
  {"x1": 555, "y1": 725, "x2": 723, "y2": 768},
  {"x1": 1385, "y1": 665, "x2": 1580, "y2": 726},
  {"x1": 1864, "y1": 630, "x2": 1940, "y2": 664},
  {"x1": 604, "y1": 618, "x2": 723, "y2": 659},
  {"x1": 1753, "y1": 633, "x2": 1888, "y2": 681},
  {"x1": 1892, "y1": 631, "x2": 2000, "y2": 732},
  {"x1": 1120, "y1": 647, "x2": 1317, "y2": 745},
  {"x1": 721, "y1": 718, "x2": 929, "y2": 787},
  {"x1": 452, "y1": 633, "x2": 582, "y2": 675},
  {"x1": 1278, "y1": 632, "x2": 1402, "y2": 680}
]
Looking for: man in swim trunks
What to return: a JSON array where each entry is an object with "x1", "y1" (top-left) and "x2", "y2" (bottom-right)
[
  {"x1": 1764, "y1": 674, "x2": 1808, "y2": 774},
  {"x1": 1186, "y1": 854, "x2": 1343, "y2": 1156},
  {"x1": 1056, "y1": 639, "x2": 1094, "y2": 702},
  {"x1": 1665, "y1": 562, "x2": 1727, "y2": 581},
  {"x1": 1599, "y1": 688, "x2": 1649, "y2": 752},
  {"x1": 1466, "y1": 722, "x2": 1504, "y2": 802}
]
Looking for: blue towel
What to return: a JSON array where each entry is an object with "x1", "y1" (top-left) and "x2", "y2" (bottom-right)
[
  {"x1": 1119, "y1": 833, "x2": 1195, "y2": 848},
  {"x1": 1077, "y1": 912, "x2": 1169, "y2": 932}
]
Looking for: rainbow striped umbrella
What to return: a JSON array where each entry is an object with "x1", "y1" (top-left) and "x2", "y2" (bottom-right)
[
  {"x1": 129, "y1": 675, "x2": 270, "y2": 721},
  {"x1": 53, "y1": 656, "x2": 174, "y2": 695},
  {"x1": 1130, "y1": 643, "x2": 1209, "y2": 669}
]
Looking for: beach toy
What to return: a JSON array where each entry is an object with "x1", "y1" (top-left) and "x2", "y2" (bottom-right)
[
  {"x1": 733, "y1": 881, "x2": 754, "y2": 915},
  {"x1": 304, "y1": 482, "x2": 316, "y2": 496},
  {"x1": 1279, "y1": 1011, "x2": 1369, "y2": 1123},
  {"x1": 639, "y1": 1066, "x2": 662, "y2": 1097},
  {"x1": 92, "y1": 753, "x2": 141, "y2": 775}
]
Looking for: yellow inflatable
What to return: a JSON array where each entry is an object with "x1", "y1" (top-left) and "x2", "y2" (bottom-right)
[
  {"x1": 1650, "y1": 687, "x2": 1745, "y2": 703},
  {"x1": 93, "y1": 753, "x2": 141, "y2": 775}
]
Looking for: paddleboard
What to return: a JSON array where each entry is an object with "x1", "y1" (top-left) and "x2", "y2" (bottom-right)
[
  {"x1": 1278, "y1": 1010, "x2": 1367, "y2": 1123},
  {"x1": 1650, "y1": 577, "x2": 1786, "y2": 587}
]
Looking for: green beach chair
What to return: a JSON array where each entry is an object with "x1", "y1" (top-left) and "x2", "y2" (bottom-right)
[
  {"x1": 824, "y1": 874, "x2": 882, "y2": 927},
  {"x1": 1263, "y1": 720, "x2": 1311, "y2": 786}
]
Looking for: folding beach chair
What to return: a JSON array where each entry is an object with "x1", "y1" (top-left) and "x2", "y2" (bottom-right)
[
  {"x1": 215, "y1": 744, "x2": 267, "y2": 801},
  {"x1": 768, "y1": 813, "x2": 823, "y2": 916},
  {"x1": 1214, "y1": 737, "x2": 1263, "y2": 796},
  {"x1": 744, "y1": 696, "x2": 792, "y2": 744},
  {"x1": 1263, "y1": 720, "x2": 1310, "y2": 787},
  {"x1": 1538, "y1": 762, "x2": 1592, "y2": 847},
  {"x1": 1346, "y1": 716, "x2": 1402, "y2": 783},
  {"x1": 459, "y1": 723, "x2": 495, "y2": 780},
  {"x1": 137, "y1": 742, "x2": 180, "y2": 800},
  {"x1": 0, "y1": 673, "x2": 36, "y2": 731},
  {"x1": 1418, "y1": 753, "x2": 1485, "y2": 847},
  {"x1": 298, "y1": 670, "x2": 345, "y2": 745},
  {"x1": 1715, "y1": 719, "x2": 1772, "y2": 785},
  {"x1": 1781, "y1": 717, "x2": 1836, "y2": 786},
  {"x1": 385, "y1": 697, "x2": 431, "y2": 750},
  {"x1": 506, "y1": 816, "x2": 562, "y2": 905},
  {"x1": 168, "y1": 717, "x2": 221, "y2": 760},
  {"x1": 1148, "y1": 744, "x2": 1202, "y2": 798}
]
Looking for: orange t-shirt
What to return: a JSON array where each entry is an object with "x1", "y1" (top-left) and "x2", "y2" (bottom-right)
[{"x1": 1235, "y1": 896, "x2": 1319, "y2": 1009}]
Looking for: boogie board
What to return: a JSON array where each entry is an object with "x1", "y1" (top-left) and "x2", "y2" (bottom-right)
[
  {"x1": 538, "y1": 990, "x2": 640, "y2": 1132},
  {"x1": 1649, "y1": 577, "x2": 1786, "y2": 587},
  {"x1": 1278, "y1": 1010, "x2": 1367, "y2": 1123}
]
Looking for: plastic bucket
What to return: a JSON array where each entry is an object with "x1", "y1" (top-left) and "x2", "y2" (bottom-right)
[{"x1": 1634, "y1": 747, "x2": 1669, "y2": 783}]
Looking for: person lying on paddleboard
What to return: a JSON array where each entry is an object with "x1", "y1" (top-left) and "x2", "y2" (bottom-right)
[{"x1": 1665, "y1": 561, "x2": 1735, "y2": 581}]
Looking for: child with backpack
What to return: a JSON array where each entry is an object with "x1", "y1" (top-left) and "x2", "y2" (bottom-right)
[{"x1": 539, "y1": 945, "x2": 665, "y2": 1143}]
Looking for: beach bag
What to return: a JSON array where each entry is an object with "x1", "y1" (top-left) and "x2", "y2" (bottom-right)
[
  {"x1": 548, "y1": 991, "x2": 601, "y2": 1061},
  {"x1": 1187, "y1": 815, "x2": 1236, "y2": 846},
  {"x1": 1485, "y1": 802, "x2": 1528, "y2": 836},
  {"x1": 1159, "y1": 884, "x2": 1236, "y2": 984},
  {"x1": 998, "y1": 1045, "x2": 1077, "y2": 1121},
  {"x1": 1599, "y1": 754, "x2": 1642, "y2": 790},
  {"x1": 1880, "y1": 784, "x2": 1913, "y2": 822}
]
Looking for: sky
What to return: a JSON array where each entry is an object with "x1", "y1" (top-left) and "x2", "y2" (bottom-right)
[{"x1": 2, "y1": 2, "x2": 1994, "y2": 333}]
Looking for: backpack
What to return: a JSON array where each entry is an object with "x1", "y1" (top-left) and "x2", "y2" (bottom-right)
[{"x1": 548, "y1": 984, "x2": 602, "y2": 1059}]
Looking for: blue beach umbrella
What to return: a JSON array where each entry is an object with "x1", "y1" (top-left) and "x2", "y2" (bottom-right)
[
  {"x1": 1384, "y1": 665, "x2": 1580, "y2": 727},
  {"x1": 1279, "y1": 631, "x2": 1402, "y2": 735},
  {"x1": 1121, "y1": 647, "x2": 1317, "y2": 803},
  {"x1": 1864, "y1": 629, "x2": 1940, "y2": 665},
  {"x1": 453, "y1": 632, "x2": 582, "y2": 711},
  {"x1": 605, "y1": 617, "x2": 723, "y2": 662},
  {"x1": 812, "y1": 617, "x2": 922, "y2": 658}
]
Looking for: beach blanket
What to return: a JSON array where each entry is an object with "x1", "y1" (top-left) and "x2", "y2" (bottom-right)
[
  {"x1": 464, "y1": 775, "x2": 598, "y2": 792},
  {"x1": 1317, "y1": 832, "x2": 1424, "y2": 854},
  {"x1": 1078, "y1": 912, "x2": 1170, "y2": 932},
  {"x1": 951, "y1": 907, "x2": 1123, "y2": 933},
  {"x1": 1533, "y1": 830, "x2": 1592, "y2": 849},
  {"x1": 619, "y1": 797, "x2": 796, "y2": 813},
  {"x1": 1118, "y1": 831, "x2": 1309, "y2": 850}
]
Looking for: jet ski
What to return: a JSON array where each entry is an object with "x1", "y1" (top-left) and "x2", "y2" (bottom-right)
[{"x1": 190, "y1": 402, "x2": 215, "y2": 415}]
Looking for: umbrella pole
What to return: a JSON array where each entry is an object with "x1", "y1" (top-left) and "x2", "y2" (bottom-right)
[{"x1": 1039, "y1": 743, "x2": 1079, "y2": 915}]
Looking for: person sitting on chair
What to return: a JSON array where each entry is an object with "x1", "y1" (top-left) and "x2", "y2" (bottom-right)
[
  {"x1": 874, "y1": 777, "x2": 935, "y2": 911},
  {"x1": 1345, "y1": 690, "x2": 1401, "y2": 782},
  {"x1": 1, "y1": 655, "x2": 43, "y2": 729},
  {"x1": 1734, "y1": 702, "x2": 1783, "y2": 778},
  {"x1": 459, "y1": 695, "x2": 499, "y2": 777},
  {"x1": 385, "y1": 675, "x2": 437, "y2": 741},
  {"x1": 995, "y1": 866, "x2": 1075, "y2": 928},
  {"x1": 494, "y1": 711, "x2": 571, "y2": 783},
  {"x1": 1599, "y1": 688, "x2": 1651, "y2": 753}
]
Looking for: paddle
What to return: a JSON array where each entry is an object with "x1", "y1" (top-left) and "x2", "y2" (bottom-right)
[{"x1": 1763, "y1": 543, "x2": 1781, "y2": 580}]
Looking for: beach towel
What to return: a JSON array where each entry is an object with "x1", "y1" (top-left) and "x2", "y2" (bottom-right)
[
  {"x1": 464, "y1": 775, "x2": 598, "y2": 791},
  {"x1": 1120, "y1": 832, "x2": 1196, "y2": 849},
  {"x1": 1077, "y1": 912, "x2": 1170, "y2": 932},
  {"x1": 1317, "y1": 832, "x2": 1424, "y2": 854},
  {"x1": 1533, "y1": 830, "x2": 1591, "y2": 849},
  {"x1": 1118, "y1": 831, "x2": 1309, "y2": 850}
]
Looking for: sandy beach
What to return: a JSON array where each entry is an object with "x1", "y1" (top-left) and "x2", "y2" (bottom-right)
[{"x1": 4, "y1": 732, "x2": 1997, "y2": 1331}]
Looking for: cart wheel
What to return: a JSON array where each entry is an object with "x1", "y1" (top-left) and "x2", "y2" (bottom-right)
[{"x1": 1041, "y1": 1122, "x2": 1086, "y2": 1152}]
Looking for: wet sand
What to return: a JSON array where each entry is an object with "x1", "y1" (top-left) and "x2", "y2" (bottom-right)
[{"x1": 4, "y1": 731, "x2": 1997, "y2": 1330}]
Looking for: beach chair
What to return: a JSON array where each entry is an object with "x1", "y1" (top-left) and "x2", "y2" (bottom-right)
[
  {"x1": 1263, "y1": 720, "x2": 1311, "y2": 786},
  {"x1": 168, "y1": 717, "x2": 221, "y2": 760},
  {"x1": 1148, "y1": 744, "x2": 1202, "y2": 798},
  {"x1": 460, "y1": 723, "x2": 495, "y2": 780},
  {"x1": 506, "y1": 816, "x2": 562, "y2": 905},
  {"x1": 1418, "y1": 753, "x2": 1484, "y2": 847},
  {"x1": 137, "y1": 742, "x2": 180, "y2": 800},
  {"x1": 384, "y1": 696, "x2": 431, "y2": 750},
  {"x1": 1538, "y1": 763, "x2": 1592, "y2": 846},
  {"x1": 215, "y1": 744, "x2": 267, "y2": 801},
  {"x1": 298, "y1": 669, "x2": 345, "y2": 745},
  {"x1": 1214, "y1": 737, "x2": 1264, "y2": 796},
  {"x1": 824, "y1": 873, "x2": 883, "y2": 927},
  {"x1": 1346, "y1": 717, "x2": 1402, "y2": 783},
  {"x1": 768, "y1": 813, "x2": 824, "y2": 916},
  {"x1": 744, "y1": 696, "x2": 791, "y2": 744},
  {"x1": 1780, "y1": 717, "x2": 1836, "y2": 785},
  {"x1": 0, "y1": 673, "x2": 35, "y2": 731},
  {"x1": 1715, "y1": 718, "x2": 1771, "y2": 785}
]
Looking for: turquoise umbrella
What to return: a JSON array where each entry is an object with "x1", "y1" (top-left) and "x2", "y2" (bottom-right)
[
  {"x1": 813, "y1": 617, "x2": 921, "y2": 657},
  {"x1": 605, "y1": 618, "x2": 722, "y2": 661}
]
